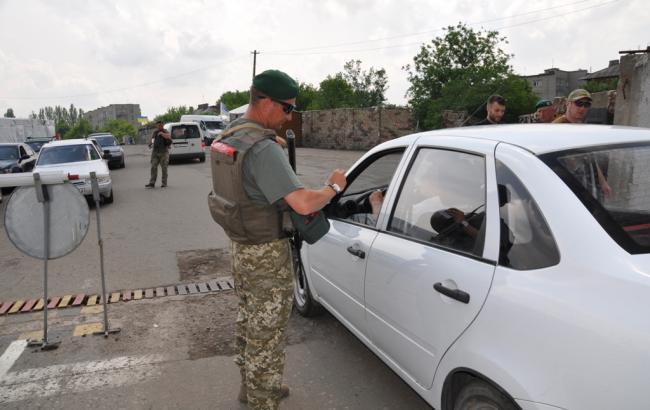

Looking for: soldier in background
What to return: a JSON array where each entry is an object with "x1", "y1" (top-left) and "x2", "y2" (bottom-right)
[
  {"x1": 553, "y1": 89, "x2": 592, "y2": 123},
  {"x1": 145, "y1": 120, "x2": 172, "y2": 188},
  {"x1": 474, "y1": 94, "x2": 507, "y2": 125},
  {"x1": 535, "y1": 99, "x2": 556, "y2": 123},
  {"x1": 208, "y1": 69, "x2": 347, "y2": 409}
]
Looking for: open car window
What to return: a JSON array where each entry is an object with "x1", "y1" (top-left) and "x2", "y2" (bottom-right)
[
  {"x1": 328, "y1": 150, "x2": 404, "y2": 228},
  {"x1": 541, "y1": 142, "x2": 650, "y2": 254},
  {"x1": 387, "y1": 148, "x2": 487, "y2": 257}
]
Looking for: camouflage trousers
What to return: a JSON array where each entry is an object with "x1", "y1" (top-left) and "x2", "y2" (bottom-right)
[
  {"x1": 149, "y1": 150, "x2": 169, "y2": 185},
  {"x1": 231, "y1": 238, "x2": 293, "y2": 410}
]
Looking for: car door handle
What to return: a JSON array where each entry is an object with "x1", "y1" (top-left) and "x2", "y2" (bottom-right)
[
  {"x1": 433, "y1": 282, "x2": 470, "y2": 304},
  {"x1": 346, "y1": 246, "x2": 365, "y2": 259}
]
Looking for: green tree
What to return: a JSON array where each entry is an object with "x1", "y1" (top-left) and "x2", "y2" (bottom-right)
[
  {"x1": 583, "y1": 78, "x2": 618, "y2": 93},
  {"x1": 4, "y1": 108, "x2": 15, "y2": 118},
  {"x1": 34, "y1": 104, "x2": 85, "y2": 133},
  {"x1": 404, "y1": 23, "x2": 537, "y2": 129},
  {"x1": 316, "y1": 74, "x2": 355, "y2": 109},
  {"x1": 296, "y1": 82, "x2": 320, "y2": 111},
  {"x1": 101, "y1": 119, "x2": 137, "y2": 141},
  {"x1": 152, "y1": 105, "x2": 195, "y2": 123},
  {"x1": 64, "y1": 118, "x2": 93, "y2": 139},
  {"x1": 217, "y1": 90, "x2": 249, "y2": 111},
  {"x1": 342, "y1": 60, "x2": 388, "y2": 107}
]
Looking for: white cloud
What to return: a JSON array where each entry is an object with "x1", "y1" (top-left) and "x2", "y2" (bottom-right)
[{"x1": 0, "y1": 0, "x2": 646, "y2": 118}]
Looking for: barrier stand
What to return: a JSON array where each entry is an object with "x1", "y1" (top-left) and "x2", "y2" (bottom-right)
[
  {"x1": 89, "y1": 172, "x2": 121, "y2": 338},
  {"x1": 27, "y1": 173, "x2": 60, "y2": 351}
]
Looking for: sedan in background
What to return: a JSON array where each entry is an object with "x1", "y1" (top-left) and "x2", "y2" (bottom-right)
[
  {"x1": 24, "y1": 136, "x2": 54, "y2": 153},
  {"x1": 0, "y1": 142, "x2": 38, "y2": 194},
  {"x1": 34, "y1": 139, "x2": 113, "y2": 204},
  {"x1": 294, "y1": 124, "x2": 650, "y2": 410},
  {"x1": 88, "y1": 133, "x2": 125, "y2": 169}
]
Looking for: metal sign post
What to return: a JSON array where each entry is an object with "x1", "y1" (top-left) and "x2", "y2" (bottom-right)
[
  {"x1": 89, "y1": 172, "x2": 121, "y2": 338},
  {"x1": 29, "y1": 173, "x2": 60, "y2": 350}
]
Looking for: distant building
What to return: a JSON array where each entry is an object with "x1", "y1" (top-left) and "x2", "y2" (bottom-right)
[
  {"x1": 581, "y1": 60, "x2": 620, "y2": 86},
  {"x1": 137, "y1": 115, "x2": 149, "y2": 126},
  {"x1": 523, "y1": 68, "x2": 587, "y2": 100},
  {"x1": 84, "y1": 104, "x2": 141, "y2": 130}
]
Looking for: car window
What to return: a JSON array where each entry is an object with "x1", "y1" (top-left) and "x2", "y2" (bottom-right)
[
  {"x1": 496, "y1": 160, "x2": 560, "y2": 270},
  {"x1": 388, "y1": 148, "x2": 486, "y2": 257},
  {"x1": 541, "y1": 142, "x2": 650, "y2": 254},
  {"x1": 19, "y1": 146, "x2": 27, "y2": 157},
  {"x1": 204, "y1": 121, "x2": 225, "y2": 130},
  {"x1": 94, "y1": 136, "x2": 117, "y2": 146},
  {"x1": 172, "y1": 125, "x2": 200, "y2": 139},
  {"x1": 0, "y1": 146, "x2": 19, "y2": 160},
  {"x1": 329, "y1": 150, "x2": 404, "y2": 227},
  {"x1": 37, "y1": 144, "x2": 100, "y2": 165}
]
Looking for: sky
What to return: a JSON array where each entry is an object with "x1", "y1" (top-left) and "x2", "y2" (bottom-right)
[{"x1": 0, "y1": 0, "x2": 647, "y2": 119}]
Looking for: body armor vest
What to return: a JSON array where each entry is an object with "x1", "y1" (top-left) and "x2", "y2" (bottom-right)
[{"x1": 208, "y1": 123, "x2": 286, "y2": 245}]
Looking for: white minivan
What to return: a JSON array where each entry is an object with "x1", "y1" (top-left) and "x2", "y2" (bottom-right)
[
  {"x1": 179, "y1": 114, "x2": 228, "y2": 145},
  {"x1": 164, "y1": 122, "x2": 205, "y2": 162}
]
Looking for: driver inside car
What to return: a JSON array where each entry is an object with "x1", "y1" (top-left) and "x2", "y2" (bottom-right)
[{"x1": 349, "y1": 190, "x2": 384, "y2": 226}]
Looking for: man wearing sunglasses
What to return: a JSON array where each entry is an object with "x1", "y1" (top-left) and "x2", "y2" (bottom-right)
[
  {"x1": 209, "y1": 69, "x2": 346, "y2": 409},
  {"x1": 553, "y1": 89, "x2": 593, "y2": 123}
]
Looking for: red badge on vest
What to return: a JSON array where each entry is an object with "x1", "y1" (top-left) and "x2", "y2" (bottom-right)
[{"x1": 211, "y1": 141, "x2": 237, "y2": 157}]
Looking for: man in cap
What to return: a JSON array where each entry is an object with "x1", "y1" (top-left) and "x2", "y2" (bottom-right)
[
  {"x1": 474, "y1": 94, "x2": 507, "y2": 125},
  {"x1": 553, "y1": 89, "x2": 592, "y2": 123},
  {"x1": 208, "y1": 69, "x2": 347, "y2": 409},
  {"x1": 535, "y1": 99, "x2": 555, "y2": 123},
  {"x1": 145, "y1": 120, "x2": 172, "y2": 188}
]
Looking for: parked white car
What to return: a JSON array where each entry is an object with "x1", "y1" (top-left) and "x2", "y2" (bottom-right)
[
  {"x1": 34, "y1": 139, "x2": 113, "y2": 204},
  {"x1": 294, "y1": 124, "x2": 650, "y2": 410}
]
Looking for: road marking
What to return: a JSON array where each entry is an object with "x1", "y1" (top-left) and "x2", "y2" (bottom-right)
[
  {"x1": 73, "y1": 323, "x2": 103, "y2": 337},
  {"x1": 0, "y1": 353, "x2": 165, "y2": 403},
  {"x1": 0, "y1": 340, "x2": 27, "y2": 379}
]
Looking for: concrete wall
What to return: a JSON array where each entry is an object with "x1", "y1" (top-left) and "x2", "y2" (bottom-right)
[
  {"x1": 0, "y1": 118, "x2": 55, "y2": 142},
  {"x1": 614, "y1": 53, "x2": 650, "y2": 128},
  {"x1": 301, "y1": 107, "x2": 414, "y2": 150}
]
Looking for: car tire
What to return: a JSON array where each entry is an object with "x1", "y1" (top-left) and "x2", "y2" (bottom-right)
[
  {"x1": 103, "y1": 189, "x2": 114, "y2": 205},
  {"x1": 120, "y1": 159, "x2": 125, "y2": 168},
  {"x1": 199, "y1": 153, "x2": 206, "y2": 163},
  {"x1": 453, "y1": 380, "x2": 517, "y2": 410},
  {"x1": 292, "y1": 243, "x2": 323, "y2": 317}
]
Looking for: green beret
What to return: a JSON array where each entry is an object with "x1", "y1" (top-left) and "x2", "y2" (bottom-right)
[
  {"x1": 535, "y1": 99, "x2": 552, "y2": 110},
  {"x1": 253, "y1": 69, "x2": 299, "y2": 100}
]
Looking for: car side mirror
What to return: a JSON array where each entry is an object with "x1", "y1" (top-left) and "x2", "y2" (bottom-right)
[{"x1": 20, "y1": 154, "x2": 30, "y2": 161}]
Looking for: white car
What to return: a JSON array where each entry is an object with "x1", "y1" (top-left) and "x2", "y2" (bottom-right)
[
  {"x1": 34, "y1": 139, "x2": 113, "y2": 204},
  {"x1": 165, "y1": 122, "x2": 205, "y2": 162},
  {"x1": 294, "y1": 124, "x2": 650, "y2": 410}
]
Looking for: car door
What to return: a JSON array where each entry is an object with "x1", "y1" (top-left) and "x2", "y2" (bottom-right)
[
  {"x1": 364, "y1": 137, "x2": 499, "y2": 390},
  {"x1": 306, "y1": 149, "x2": 406, "y2": 335}
]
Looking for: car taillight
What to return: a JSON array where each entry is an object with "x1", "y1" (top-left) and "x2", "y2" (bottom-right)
[
  {"x1": 68, "y1": 174, "x2": 80, "y2": 180},
  {"x1": 201, "y1": 141, "x2": 205, "y2": 149}
]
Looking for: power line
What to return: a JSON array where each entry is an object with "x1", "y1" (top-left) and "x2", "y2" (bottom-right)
[{"x1": 264, "y1": 0, "x2": 620, "y2": 56}]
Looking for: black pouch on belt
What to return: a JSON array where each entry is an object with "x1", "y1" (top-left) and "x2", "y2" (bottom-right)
[{"x1": 289, "y1": 210, "x2": 330, "y2": 244}]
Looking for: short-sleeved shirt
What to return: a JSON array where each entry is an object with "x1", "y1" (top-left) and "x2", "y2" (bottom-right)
[
  {"x1": 152, "y1": 129, "x2": 169, "y2": 153},
  {"x1": 228, "y1": 119, "x2": 303, "y2": 206}
]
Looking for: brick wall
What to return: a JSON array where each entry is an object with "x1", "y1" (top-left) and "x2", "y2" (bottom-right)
[{"x1": 301, "y1": 107, "x2": 415, "y2": 150}]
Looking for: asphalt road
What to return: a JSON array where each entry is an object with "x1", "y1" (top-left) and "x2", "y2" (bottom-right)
[{"x1": 0, "y1": 145, "x2": 432, "y2": 409}]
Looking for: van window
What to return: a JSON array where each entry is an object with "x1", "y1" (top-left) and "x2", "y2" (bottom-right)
[
  {"x1": 171, "y1": 125, "x2": 200, "y2": 139},
  {"x1": 204, "y1": 121, "x2": 225, "y2": 130}
]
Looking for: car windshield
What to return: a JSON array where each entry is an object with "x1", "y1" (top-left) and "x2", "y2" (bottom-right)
[
  {"x1": 0, "y1": 146, "x2": 19, "y2": 160},
  {"x1": 541, "y1": 142, "x2": 650, "y2": 254},
  {"x1": 204, "y1": 121, "x2": 225, "y2": 130},
  {"x1": 25, "y1": 141, "x2": 46, "y2": 152},
  {"x1": 93, "y1": 136, "x2": 117, "y2": 146},
  {"x1": 37, "y1": 144, "x2": 100, "y2": 165},
  {"x1": 171, "y1": 125, "x2": 200, "y2": 139}
]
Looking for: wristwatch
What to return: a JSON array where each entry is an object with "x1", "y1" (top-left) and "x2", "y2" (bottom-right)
[
  {"x1": 328, "y1": 183, "x2": 342, "y2": 194},
  {"x1": 461, "y1": 220, "x2": 469, "y2": 228}
]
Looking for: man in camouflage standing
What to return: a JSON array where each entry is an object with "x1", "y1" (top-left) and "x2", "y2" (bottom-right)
[
  {"x1": 145, "y1": 120, "x2": 172, "y2": 188},
  {"x1": 208, "y1": 69, "x2": 347, "y2": 409}
]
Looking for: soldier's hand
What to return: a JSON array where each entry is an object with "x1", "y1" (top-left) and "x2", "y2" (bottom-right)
[{"x1": 327, "y1": 169, "x2": 347, "y2": 190}]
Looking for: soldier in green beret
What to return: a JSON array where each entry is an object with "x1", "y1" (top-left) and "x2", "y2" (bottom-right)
[{"x1": 208, "y1": 69, "x2": 347, "y2": 409}]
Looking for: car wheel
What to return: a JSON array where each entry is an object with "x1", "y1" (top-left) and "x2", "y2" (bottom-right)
[
  {"x1": 453, "y1": 380, "x2": 517, "y2": 410},
  {"x1": 199, "y1": 153, "x2": 206, "y2": 163},
  {"x1": 103, "y1": 189, "x2": 114, "y2": 205},
  {"x1": 120, "y1": 159, "x2": 125, "y2": 168},
  {"x1": 292, "y1": 241, "x2": 323, "y2": 317}
]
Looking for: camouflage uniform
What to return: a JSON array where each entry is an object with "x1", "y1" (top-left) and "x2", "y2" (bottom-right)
[
  {"x1": 149, "y1": 129, "x2": 170, "y2": 186},
  {"x1": 231, "y1": 238, "x2": 294, "y2": 410}
]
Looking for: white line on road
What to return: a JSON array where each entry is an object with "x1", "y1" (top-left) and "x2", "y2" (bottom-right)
[{"x1": 0, "y1": 340, "x2": 27, "y2": 379}]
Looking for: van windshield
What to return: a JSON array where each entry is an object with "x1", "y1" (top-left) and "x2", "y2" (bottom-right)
[
  {"x1": 204, "y1": 121, "x2": 225, "y2": 130},
  {"x1": 171, "y1": 125, "x2": 200, "y2": 139},
  {"x1": 541, "y1": 142, "x2": 650, "y2": 254}
]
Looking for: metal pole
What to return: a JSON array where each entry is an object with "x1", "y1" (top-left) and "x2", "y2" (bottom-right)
[
  {"x1": 90, "y1": 172, "x2": 120, "y2": 337},
  {"x1": 286, "y1": 129, "x2": 296, "y2": 171},
  {"x1": 30, "y1": 173, "x2": 60, "y2": 350},
  {"x1": 252, "y1": 50, "x2": 259, "y2": 80}
]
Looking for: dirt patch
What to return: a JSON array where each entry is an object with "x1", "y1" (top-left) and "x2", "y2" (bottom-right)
[{"x1": 176, "y1": 248, "x2": 231, "y2": 282}]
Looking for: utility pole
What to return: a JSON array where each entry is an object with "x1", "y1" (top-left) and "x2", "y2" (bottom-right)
[{"x1": 251, "y1": 50, "x2": 260, "y2": 80}]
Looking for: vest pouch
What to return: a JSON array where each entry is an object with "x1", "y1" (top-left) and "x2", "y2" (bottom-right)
[
  {"x1": 208, "y1": 191, "x2": 247, "y2": 240},
  {"x1": 289, "y1": 210, "x2": 330, "y2": 245}
]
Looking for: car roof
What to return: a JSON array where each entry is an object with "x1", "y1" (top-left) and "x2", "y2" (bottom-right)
[
  {"x1": 0, "y1": 142, "x2": 24, "y2": 146},
  {"x1": 383, "y1": 124, "x2": 650, "y2": 155},
  {"x1": 42, "y1": 139, "x2": 94, "y2": 147},
  {"x1": 165, "y1": 122, "x2": 200, "y2": 127}
]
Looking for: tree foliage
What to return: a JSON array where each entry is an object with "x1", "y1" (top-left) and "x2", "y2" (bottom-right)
[
  {"x1": 217, "y1": 90, "x2": 249, "y2": 111},
  {"x1": 101, "y1": 119, "x2": 137, "y2": 140},
  {"x1": 583, "y1": 78, "x2": 618, "y2": 93},
  {"x1": 152, "y1": 105, "x2": 194, "y2": 124},
  {"x1": 316, "y1": 74, "x2": 355, "y2": 109},
  {"x1": 404, "y1": 23, "x2": 537, "y2": 129},
  {"x1": 64, "y1": 118, "x2": 93, "y2": 139},
  {"x1": 295, "y1": 82, "x2": 320, "y2": 111},
  {"x1": 33, "y1": 104, "x2": 85, "y2": 133},
  {"x1": 342, "y1": 60, "x2": 388, "y2": 107},
  {"x1": 4, "y1": 108, "x2": 15, "y2": 118}
]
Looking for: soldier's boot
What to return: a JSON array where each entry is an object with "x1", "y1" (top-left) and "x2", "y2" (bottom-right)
[{"x1": 237, "y1": 384, "x2": 290, "y2": 403}]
